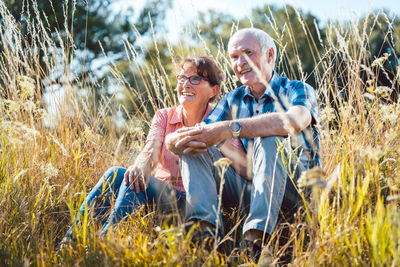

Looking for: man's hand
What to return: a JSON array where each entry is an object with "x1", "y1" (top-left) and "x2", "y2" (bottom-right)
[{"x1": 123, "y1": 161, "x2": 152, "y2": 194}]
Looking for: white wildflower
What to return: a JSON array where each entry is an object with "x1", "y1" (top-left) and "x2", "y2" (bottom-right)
[
  {"x1": 379, "y1": 104, "x2": 398, "y2": 125},
  {"x1": 374, "y1": 86, "x2": 392, "y2": 99},
  {"x1": 361, "y1": 145, "x2": 384, "y2": 162},
  {"x1": 17, "y1": 75, "x2": 36, "y2": 100},
  {"x1": 39, "y1": 162, "x2": 59, "y2": 179},
  {"x1": 297, "y1": 167, "x2": 327, "y2": 192},
  {"x1": 371, "y1": 53, "x2": 390, "y2": 68},
  {"x1": 320, "y1": 106, "x2": 336, "y2": 123}
]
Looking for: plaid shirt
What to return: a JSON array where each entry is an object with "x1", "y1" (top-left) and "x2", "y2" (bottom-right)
[{"x1": 204, "y1": 72, "x2": 321, "y2": 169}]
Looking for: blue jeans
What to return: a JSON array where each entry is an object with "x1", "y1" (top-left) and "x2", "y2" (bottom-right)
[
  {"x1": 66, "y1": 166, "x2": 185, "y2": 237},
  {"x1": 180, "y1": 136, "x2": 303, "y2": 236}
]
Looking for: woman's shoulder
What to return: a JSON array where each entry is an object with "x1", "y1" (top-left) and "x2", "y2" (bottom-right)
[
  {"x1": 155, "y1": 106, "x2": 179, "y2": 117},
  {"x1": 152, "y1": 106, "x2": 182, "y2": 124}
]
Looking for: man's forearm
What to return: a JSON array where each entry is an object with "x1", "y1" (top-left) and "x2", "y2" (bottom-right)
[{"x1": 231, "y1": 106, "x2": 312, "y2": 139}]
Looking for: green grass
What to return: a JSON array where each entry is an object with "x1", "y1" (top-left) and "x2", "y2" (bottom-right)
[{"x1": 1, "y1": 0, "x2": 400, "y2": 266}]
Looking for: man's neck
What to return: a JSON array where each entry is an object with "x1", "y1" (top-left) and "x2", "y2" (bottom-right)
[
  {"x1": 249, "y1": 85, "x2": 267, "y2": 100},
  {"x1": 249, "y1": 72, "x2": 274, "y2": 100}
]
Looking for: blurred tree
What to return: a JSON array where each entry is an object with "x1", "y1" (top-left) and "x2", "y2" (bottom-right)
[
  {"x1": 251, "y1": 5, "x2": 325, "y2": 87},
  {"x1": 1, "y1": 0, "x2": 171, "y2": 94}
]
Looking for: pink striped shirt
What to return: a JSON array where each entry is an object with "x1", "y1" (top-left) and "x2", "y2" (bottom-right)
[{"x1": 146, "y1": 105, "x2": 244, "y2": 193}]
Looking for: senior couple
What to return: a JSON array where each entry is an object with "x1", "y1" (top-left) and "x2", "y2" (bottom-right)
[{"x1": 65, "y1": 27, "x2": 320, "y2": 263}]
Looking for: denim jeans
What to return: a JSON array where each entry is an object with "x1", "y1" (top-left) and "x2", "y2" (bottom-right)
[
  {"x1": 180, "y1": 136, "x2": 303, "y2": 236},
  {"x1": 66, "y1": 166, "x2": 185, "y2": 237}
]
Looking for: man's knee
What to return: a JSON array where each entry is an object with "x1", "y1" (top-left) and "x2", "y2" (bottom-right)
[{"x1": 254, "y1": 136, "x2": 284, "y2": 153}]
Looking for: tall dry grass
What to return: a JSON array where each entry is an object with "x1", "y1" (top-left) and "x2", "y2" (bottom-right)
[{"x1": 0, "y1": 0, "x2": 399, "y2": 265}]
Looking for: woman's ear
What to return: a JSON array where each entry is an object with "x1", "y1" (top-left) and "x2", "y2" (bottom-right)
[{"x1": 210, "y1": 85, "x2": 219, "y2": 99}]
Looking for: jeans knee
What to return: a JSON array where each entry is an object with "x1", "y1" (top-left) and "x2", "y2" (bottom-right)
[
  {"x1": 104, "y1": 166, "x2": 123, "y2": 178},
  {"x1": 103, "y1": 166, "x2": 126, "y2": 184}
]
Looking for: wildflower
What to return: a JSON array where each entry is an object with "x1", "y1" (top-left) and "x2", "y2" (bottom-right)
[
  {"x1": 82, "y1": 125, "x2": 101, "y2": 142},
  {"x1": 379, "y1": 104, "x2": 398, "y2": 125},
  {"x1": 363, "y1": 92, "x2": 375, "y2": 101},
  {"x1": 384, "y1": 129, "x2": 397, "y2": 142},
  {"x1": 17, "y1": 75, "x2": 36, "y2": 100},
  {"x1": 39, "y1": 162, "x2": 59, "y2": 179},
  {"x1": 371, "y1": 53, "x2": 390, "y2": 68},
  {"x1": 339, "y1": 105, "x2": 353, "y2": 120},
  {"x1": 386, "y1": 195, "x2": 400, "y2": 202},
  {"x1": 361, "y1": 145, "x2": 383, "y2": 162},
  {"x1": 297, "y1": 167, "x2": 326, "y2": 192},
  {"x1": 213, "y1": 157, "x2": 232, "y2": 168},
  {"x1": 320, "y1": 106, "x2": 336, "y2": 123},
  {"x1": 373, "y1": 86, "x2": 392, "y2": 99}
]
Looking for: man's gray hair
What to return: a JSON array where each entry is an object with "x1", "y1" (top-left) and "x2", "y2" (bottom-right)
[{"x1": 229, "y1": 28, "x2": 277, "y2": 68}]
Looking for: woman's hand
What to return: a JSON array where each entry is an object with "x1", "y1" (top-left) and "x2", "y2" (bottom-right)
[
  {"x1": 165, "y1": 126, "x2": 207, "y2": 155},
  {"x1": 173, "y1": 121, "x2": 231, "y2": 156},
  {"x1": 124, "y1": 158, "x2": 152, "y2": 194}
]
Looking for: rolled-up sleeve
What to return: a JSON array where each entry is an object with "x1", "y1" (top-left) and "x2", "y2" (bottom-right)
[
  {"x1": 287, "y1": 81, "x2": 319, "y2": 123},
  {"x1": 146, "y1": 109, "x2": 167, "y2": 144}
]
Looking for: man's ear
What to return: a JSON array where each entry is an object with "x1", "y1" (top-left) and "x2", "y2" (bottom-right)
[{"x1": 267, "y1": 47, "x2": 274, "y2": 64}]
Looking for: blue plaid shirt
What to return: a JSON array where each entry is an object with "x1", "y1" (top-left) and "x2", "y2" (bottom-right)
[{"x1": 204, "y1": 72, "x2": 321, "y2": 169}]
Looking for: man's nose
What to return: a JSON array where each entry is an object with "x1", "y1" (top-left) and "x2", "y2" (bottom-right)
[{"x1": 238, "y1": 55, "x2": 247, "y2": 66}]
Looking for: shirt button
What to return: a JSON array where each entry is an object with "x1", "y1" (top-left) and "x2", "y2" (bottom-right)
[
  {"x1": 256, "y1": 110, "x2": 259, "y2": 114},
  {"x1": 176, "y1": 161, "x2": 179, "y2": 164}
]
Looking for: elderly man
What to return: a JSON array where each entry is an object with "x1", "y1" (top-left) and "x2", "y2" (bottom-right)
[{"x1": 166, "y1": 28, "x2": 320, "y2": 261}]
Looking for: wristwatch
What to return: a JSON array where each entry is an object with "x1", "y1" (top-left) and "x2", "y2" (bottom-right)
[{"x1": 229, "y1": 120, "x2": 241, "y2": 138}]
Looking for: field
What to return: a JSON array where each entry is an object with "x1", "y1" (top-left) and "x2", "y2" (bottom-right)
[{"x1": 0, "y1": 1, "x2": 399, "y2": 266}]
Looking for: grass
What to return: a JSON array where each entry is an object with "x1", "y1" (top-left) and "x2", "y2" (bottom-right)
[{"x1": 1, "y1": 0, "x2": 400, "y2": 266}]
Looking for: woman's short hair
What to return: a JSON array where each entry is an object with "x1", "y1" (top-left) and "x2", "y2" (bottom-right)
[{"x1": 179, "y1": 56, "x2": 223, "y2": 102}]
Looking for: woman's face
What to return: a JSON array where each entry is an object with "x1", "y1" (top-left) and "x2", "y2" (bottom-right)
[{"x1": 177, "y1": 62, "x2": 218, "y2": 109}]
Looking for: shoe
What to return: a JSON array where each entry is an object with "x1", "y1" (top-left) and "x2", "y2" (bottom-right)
[
  {"x1": 257, "y1": 246, "x2": 275, "y2": 266},
  {"x1": 244, "y1": 239, "x2": 262, "y2": 264},
  {"x1": 184, "y1": 221, "x2": 219, "y2": 252}
]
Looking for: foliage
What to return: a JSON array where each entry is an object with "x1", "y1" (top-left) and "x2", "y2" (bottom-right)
[{"x1": 0, "y1": 0, "x2": 400, "y2": 266}]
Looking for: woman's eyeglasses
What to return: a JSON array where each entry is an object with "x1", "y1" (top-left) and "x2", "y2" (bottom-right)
[{"x1": 176, "y1": 75, "x2": 208, "y2": 85}]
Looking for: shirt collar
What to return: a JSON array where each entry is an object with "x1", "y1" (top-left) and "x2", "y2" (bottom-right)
[
  {"x1": 244, "y1": 71, "x2": 280, "y2": 101},
  {"x1": 168, "y1": 104, "x2": 213, "y2": 125}
]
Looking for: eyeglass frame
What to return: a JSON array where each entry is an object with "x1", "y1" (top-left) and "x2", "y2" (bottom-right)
[{"x1": 176, "y1": 75, "x2": 208, "y2": 85}]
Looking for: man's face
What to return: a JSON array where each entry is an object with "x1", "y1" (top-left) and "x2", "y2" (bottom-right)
[{"x1": 228, "y1": 32, "x2": 274, "y2": 94}]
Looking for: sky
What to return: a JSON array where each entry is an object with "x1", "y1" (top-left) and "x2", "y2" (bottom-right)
[{"x1": 147, "y1": 0, "x2": 400, "y2": 42}]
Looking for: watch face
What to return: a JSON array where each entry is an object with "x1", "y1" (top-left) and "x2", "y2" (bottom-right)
[
  {"x1": 231, "y1": 122, "x2": 241, "y2": 132},
  {"x1": 229, "y1": 120, "x2": 241, "y2": 135}
]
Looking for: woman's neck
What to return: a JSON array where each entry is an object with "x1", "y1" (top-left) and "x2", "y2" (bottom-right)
[{"x1": 182, "y1": 104, "x2": 208, "y2": 127}]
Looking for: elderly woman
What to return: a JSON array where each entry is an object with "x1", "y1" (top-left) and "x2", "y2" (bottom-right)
[{"x1": 63, "y1": 56, "x2": 248, "y2": 240}]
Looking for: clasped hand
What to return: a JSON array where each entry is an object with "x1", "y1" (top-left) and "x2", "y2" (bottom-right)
[{"x1": 166, "y1": 122, "x2": 227, "y2": 156}]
